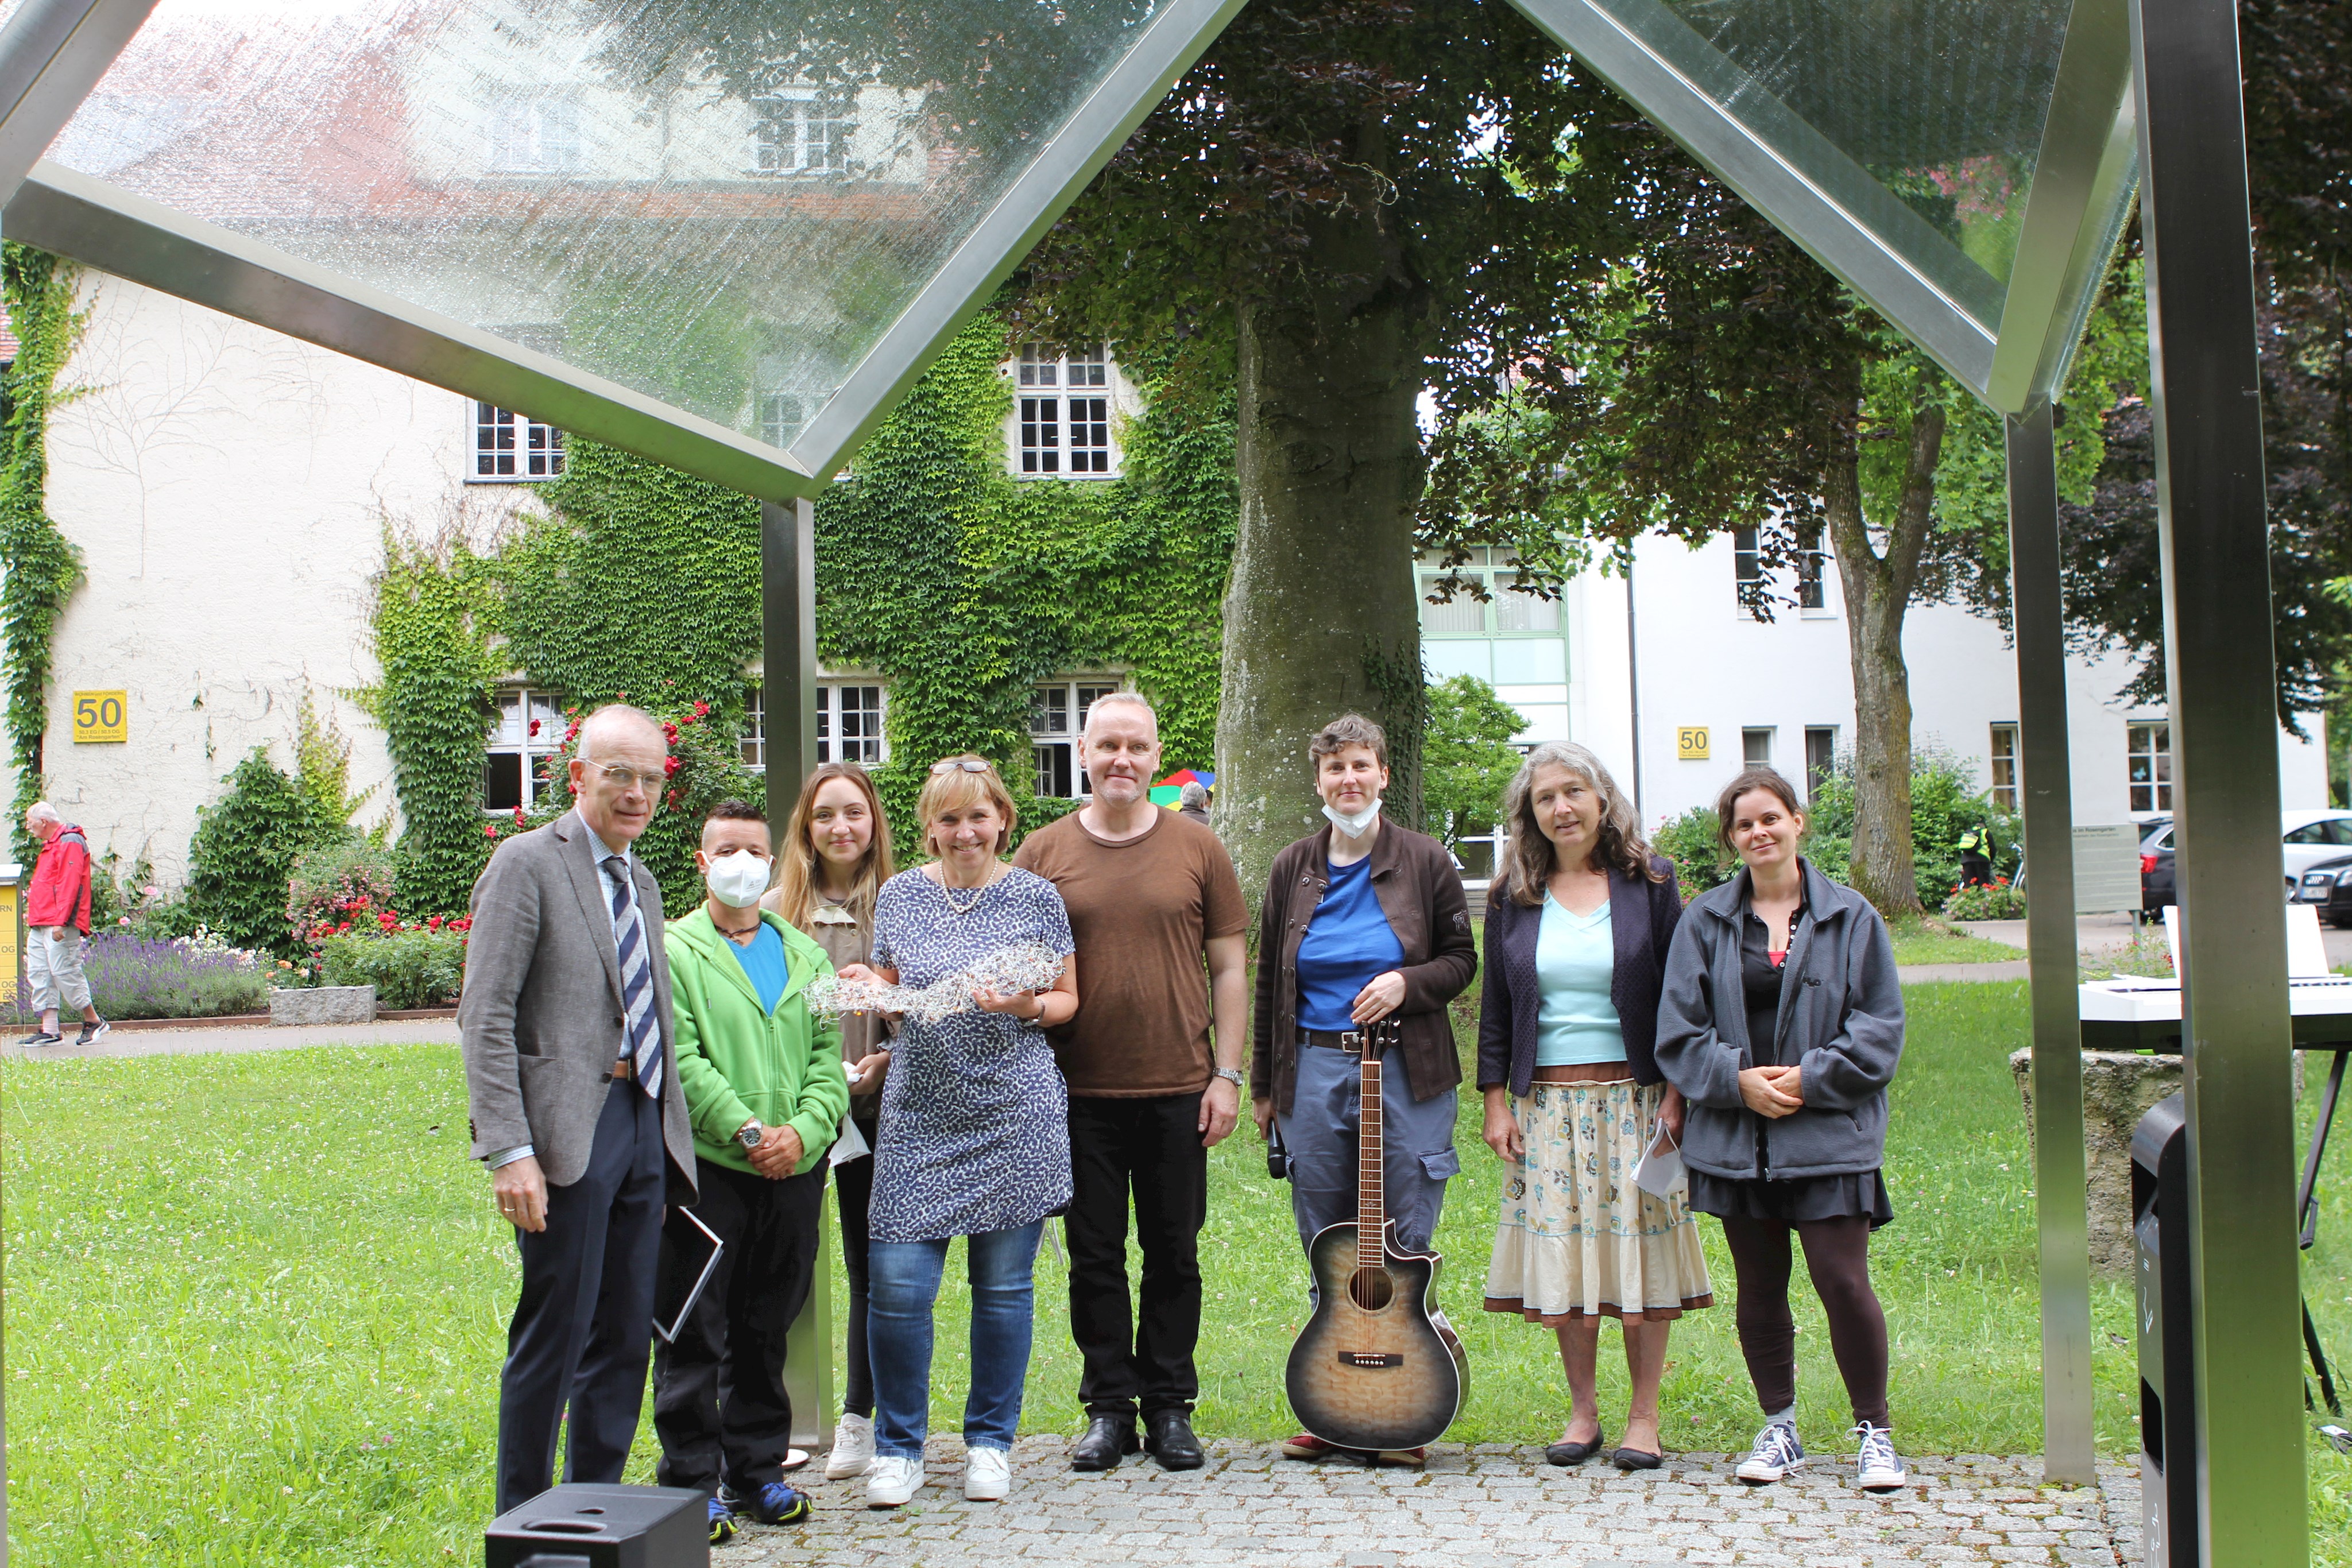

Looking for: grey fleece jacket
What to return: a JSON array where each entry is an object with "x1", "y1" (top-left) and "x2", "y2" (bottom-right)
[{"x1": 1653, "y1": 860, "x2": 1905, "y2": 1183}]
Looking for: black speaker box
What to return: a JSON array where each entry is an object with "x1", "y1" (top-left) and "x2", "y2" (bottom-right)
[{"x1": 483, "y1": 1482, "x2": 709, "y2": 1568}]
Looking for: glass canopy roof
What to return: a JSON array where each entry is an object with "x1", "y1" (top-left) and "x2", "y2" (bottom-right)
[{"x1": 0, "y1": 0, "x2": 2133, "y2": 493}]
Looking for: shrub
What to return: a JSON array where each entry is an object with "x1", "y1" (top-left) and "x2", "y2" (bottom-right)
[
  {"x1": 1801, "y1": 744, "x2": 2019, "y2": 910},
  {"x1": 317, "y1": 926, "x2": 467, "y2": 1009},
  {"x1": 287, "y1": 841, "x2": 403, "y2": 946},
  {"x1": 1943, "y1": 880, "x2": 2026, "y2": 920},
  {"x1": 1423, "y1": 675, "x2": 1526, "y2": 853},
  {"x1": 1653, "y1": 806, "x2": 1733, "y2": 897},
  {"x1": 14, "y1": 930, "x2": 270, "y2": 1020},
  {"x1": 187, "y1": 748, "x2": 340, "y2": 956}
]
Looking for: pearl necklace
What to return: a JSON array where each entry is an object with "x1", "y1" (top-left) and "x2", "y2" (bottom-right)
[{"x1": 939, "y1": 866, "x2": 997, "y2": 914}]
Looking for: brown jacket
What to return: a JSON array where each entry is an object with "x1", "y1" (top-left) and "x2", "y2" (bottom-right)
[{"x1": 1251, "y1": 821, "x2": 1479, "y2": 1112}]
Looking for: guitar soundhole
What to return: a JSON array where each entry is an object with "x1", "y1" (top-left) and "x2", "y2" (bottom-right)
[{"x1": 1348, "y1": 1266, "x2": 1395, "y2": 1312}]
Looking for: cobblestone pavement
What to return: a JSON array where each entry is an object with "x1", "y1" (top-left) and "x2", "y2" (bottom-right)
[{"x1": 719, "y1": 1439, "x2": 2143, "y2": 1567}]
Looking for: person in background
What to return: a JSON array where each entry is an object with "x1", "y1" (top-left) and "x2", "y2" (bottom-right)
[
  {"x1": 461, "y1": 704, "x2": 699, "y2": 1515},
  {"x1": 834, "y1": 755, "x2": 1077, "y2": 1509},
  {"x1": 1956, "y1": 823, "x2": 1993, "y2": 888},
  {"x1": 764, "y1": 762, "x2": 899, "y2": 1482},
  {"x1": 20, "y1": 801, "x2": 103, "y2": 1047},
  {"x1": 1250, "y1": 713, "x2": 1477, "y2": 1468},
  {"x1": 1655, "y1": 766, "x2": 1908, "y2": 1493},
  {"x1": 1013, "y1": 694, "x2": 1248, "y2": 1473},
  {"x1": 1476, "y1": 743, "x2": 1709, "y2": 1472},
  {"x1": 653, "y1": 799, "x2": 851, "y2": 1544},
  {"x1": 1176, "y1": 781, "x2": 1213, "y2": 828}
]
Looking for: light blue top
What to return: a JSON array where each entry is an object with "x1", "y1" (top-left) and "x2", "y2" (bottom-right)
[
  {"x1": 725, "y1": 920, "x2": 790, "y2": 1016},
  {"x1": 1295, "y1": 855, "x2": 1406, "y2": 1032},
  {"x1": 1535, "y1": 895, "x2": 1626, "y2": 1066}
]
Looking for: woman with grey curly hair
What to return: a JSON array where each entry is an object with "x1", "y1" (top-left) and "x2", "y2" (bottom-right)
[{"x1": 1477, "y1": 741, "x2": 1712, "y2": 1470}]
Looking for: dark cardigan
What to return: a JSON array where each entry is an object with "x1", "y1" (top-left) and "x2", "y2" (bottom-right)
[{"x1": 1475, "y1": 855, "x2": 1684, "y2": 1094}]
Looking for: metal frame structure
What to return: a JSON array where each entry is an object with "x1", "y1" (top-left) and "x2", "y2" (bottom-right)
[{"x1": 0, "y1": 0, "x2": 2315, "y2": 1557}]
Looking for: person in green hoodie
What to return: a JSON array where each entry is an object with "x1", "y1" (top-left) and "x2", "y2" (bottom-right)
[{"x1": 651, "y1": 799, "x2": 852, "y2": 1544}]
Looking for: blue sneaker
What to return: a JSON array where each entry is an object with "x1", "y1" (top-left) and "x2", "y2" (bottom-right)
[
  {"x1": 748, "y1": 1481, "x2": 810, "y2": 1526},
  {"x1": 706, "y1": 1495, "x2": 737, "y2": 1545}
]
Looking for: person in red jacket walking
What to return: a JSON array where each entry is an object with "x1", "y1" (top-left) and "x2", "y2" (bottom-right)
[{"x1": 21, "y1": 801, "x2": 105, "y2": 1047}]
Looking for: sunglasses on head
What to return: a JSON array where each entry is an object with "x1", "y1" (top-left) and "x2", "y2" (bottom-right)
[{"x1": 930, "y1": 758, "x2": 994, "y2": 776}]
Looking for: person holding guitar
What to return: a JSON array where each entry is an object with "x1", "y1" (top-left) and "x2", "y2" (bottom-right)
[
  {"x1": 1250, "y1": 714, "x2": 1478, "y2": 1467},
  {"x1": 1655, "y1": 766, "x2": 1908, "y2": 1493},
  {"x1": 1477, "y1": 742, "x2": 1711, "y2": 1472}
]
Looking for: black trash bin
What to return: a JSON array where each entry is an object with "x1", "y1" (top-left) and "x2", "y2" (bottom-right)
[
  {"x1": 484, "y1": 1482, "x2": 707, "y2": 1568},
  {"x1": 2134, "y1": 1092, "x2": 2196, "y2": 1568}
]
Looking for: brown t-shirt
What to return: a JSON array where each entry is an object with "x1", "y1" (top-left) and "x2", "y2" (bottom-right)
[{"x1": 1012, "y1": 808, "x2": 1248, "y2": 1097}]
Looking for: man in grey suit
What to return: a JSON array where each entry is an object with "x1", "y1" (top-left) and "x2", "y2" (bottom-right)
[{"x1": 462, "y1": 704, "x2": 699, "y2": 1513}]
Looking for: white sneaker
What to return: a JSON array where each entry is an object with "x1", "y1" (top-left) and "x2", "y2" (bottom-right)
[
  {"x1": 1735, "y1": 1419, "x2": 1806, "y2": 1484},
  {"x1": 826, "y1": 1412, "x2": 875, "y2": 1480},
  {"x1": 963, "y1": 1446, "x2": 1011, "y2": 1501},
  {"x1": 1853, "y1": 1423, "x2": 1908, "y2": 1491},
  {"x1": 864, "y1": 1453, "x2": 923, "y2": 1508}
]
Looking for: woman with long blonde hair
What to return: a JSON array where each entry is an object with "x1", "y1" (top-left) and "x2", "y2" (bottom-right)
[
  {"x1": 761, "y1": 761, "x2": 898, "y2": 1482},
  {"x1": 1477, "y1": 741, "x2": 1711, "y2": 1470}
]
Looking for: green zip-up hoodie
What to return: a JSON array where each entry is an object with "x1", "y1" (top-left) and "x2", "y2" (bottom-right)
[{"x1": 666, "y1": 904, "x2": 851, "y2": 1178}]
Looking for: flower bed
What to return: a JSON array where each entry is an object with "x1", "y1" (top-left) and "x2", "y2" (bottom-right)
[
  {"x1": 15, "y1": 928, "x2": 270, "y2": 1021},
  {"x1": 1944, "y1": 880, "x2": 2026, "y2": 920},
  {"x1": 315, "y1": 926, "x2": 468, "y2": 1011}
]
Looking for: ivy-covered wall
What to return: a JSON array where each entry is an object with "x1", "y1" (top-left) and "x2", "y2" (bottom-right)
[
  {"x1": 364, "y1": 307, "x2": 1237, "y2": 908},
  {"x1": 0, "y1": 242, "x2": 87, "y2": 862}
]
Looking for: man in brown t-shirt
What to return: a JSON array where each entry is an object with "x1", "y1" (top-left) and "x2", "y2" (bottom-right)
[{"x1": 1012, "y1": 692, "x2": 1247, "y2": 1473}]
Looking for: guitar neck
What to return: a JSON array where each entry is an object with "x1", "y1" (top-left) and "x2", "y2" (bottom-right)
[{"x1": 1357, "y1": 1052, "x2": 1385, "y2": 1269}]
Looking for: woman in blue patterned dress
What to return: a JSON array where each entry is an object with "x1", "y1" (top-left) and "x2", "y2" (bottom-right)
[{"x1": 833, "y1": 754, "x2": 1077, "y2": 1511}]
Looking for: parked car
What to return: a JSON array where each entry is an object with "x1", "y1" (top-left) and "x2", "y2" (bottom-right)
[
  {"x1": 2292, "y1": 851, "x2": 2352, "y2": 926},
  {"x1": 2141, "y1": 810, "x2": 2352, "y2": 913}
]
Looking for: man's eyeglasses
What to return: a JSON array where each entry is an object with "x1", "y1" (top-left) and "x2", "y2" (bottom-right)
[
  {"x1": 580, "y1": 759, "x2": 659, "y2": 793},
  {"x1": 930, "y1": 758, "x2": 994, "y2": 776}
]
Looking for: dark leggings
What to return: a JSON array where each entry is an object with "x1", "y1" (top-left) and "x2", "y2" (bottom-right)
[
  {"x1": 1719, "y1": 1214, "x2": 1891, "y2": 1428},
  {"x1": 836, "y1": 1136, "x2": 875, "y2": 1419}
]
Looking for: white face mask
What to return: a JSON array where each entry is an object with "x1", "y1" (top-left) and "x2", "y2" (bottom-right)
[
  {"x1": 706, "y1": 850, "x2": 773, "y2": 909},
  {"x1": 1322, "y1": 797, "x2": 1383, "y2": 839}
]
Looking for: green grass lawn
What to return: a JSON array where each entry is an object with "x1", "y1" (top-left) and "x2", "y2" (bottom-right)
[
  {"x1": 1885, "y1": 913, "x2": 2027, "y2": 966},
  {"x1": 5, "y1": 984, "x2": 2348, "y2": 1564}
]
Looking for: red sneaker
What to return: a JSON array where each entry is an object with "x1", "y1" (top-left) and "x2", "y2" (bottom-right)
[
  {"x1": 1378, "y1": 1446, "x2": 1428, "y2": 1468},
  {"x1": 1280, "y1": 1433, "x2": 1349, "y2": 1460}
]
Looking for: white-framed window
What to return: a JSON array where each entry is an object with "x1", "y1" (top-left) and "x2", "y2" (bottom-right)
[
  {"x1": 741, "y1": 687, "x2": 766, "y2": 769},
  {"x1": 473, "y1": 403, "x2": 566, "y2": 481},
  {"x1": 485, "y1": 688, "x2": 565, "y2": 813},
  {"x1": 760, "y1": 393, "x2": 805, "y2": 450},
  {"x1": 752, "y1": 90, "x2": 853, "y2": 177},
  {"x1": 1805, "y1": 726, "x2": 1838, "y2": 802},
  {"x1": 487, "y1": 92, "x2": 581, "y2": 175},
  {"x1": 1743, "y1": 727, "x2": 1774, "y2": 766},
  {"x1": 1989, "y1": 723, "x2": 2019, "y2": 812},
  {"x1": 1013, "y1": 344, "x2": 1116, "y2": 476},
  {"x1": 1735, "y1": 526, "x2": 1766, "y2": 614},
  {"x1": 819, "y1": 683, "x2": 885, "y2": 765},
  {"x1": 1735, "y1": 525, "x2": 1828, "y2": 615},
  {"x1": 2127, "y1": 722, "x2": 2172, "y2": 812},
  {"x1": 1031, "y1": 679, "x2": 1120, "y2": 798},
  {"x1": 1796, "y1": 525, "x2": 1827, "y2": 610},
  {"x1": 1415, "y1": 549, "x2": 1561, "y2": 636}
]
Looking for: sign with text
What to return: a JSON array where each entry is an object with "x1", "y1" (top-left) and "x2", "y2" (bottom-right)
[
  {"x1": 2072, "y1": 822, "x2": 2142, "y2": 915},
  {"x1": 71, "y1": 690, "x2": 127, "y2": 744},
  {"x1": 1676, "y1": 726, "x2": 1709, "y2": 760}
]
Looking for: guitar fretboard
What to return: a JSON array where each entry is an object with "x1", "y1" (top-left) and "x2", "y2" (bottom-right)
[{"x1": 1357, "y1": 1052, "x2": 1385, "y2": 1271}]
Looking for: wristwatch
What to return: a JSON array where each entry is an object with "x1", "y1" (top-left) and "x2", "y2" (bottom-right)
[
  {"x1": 1213, "y1": 1067, "x2": 1245, "y2": 1089},
  {"x1": 736, "y1": 1120, "x2": 765, "y2": 1151}
]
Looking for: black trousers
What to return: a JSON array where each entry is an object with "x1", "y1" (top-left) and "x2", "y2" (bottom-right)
[
  {"x1": 834, "y1": 1125, "x2": 877, "y2": 1419},
  {"x1": 1720, "y1": 1214, "x2": 1891, "y2": 1428},
  {"x1": 497, "y1": 1079, "x2": 667, "y2": 1515},
  {"x1": 1066, "y1": 1093, "x2": 1209, "y2": 1420},
  {"x1": 651, "y1": 1156, "x2": 827, "y2": 1495}
]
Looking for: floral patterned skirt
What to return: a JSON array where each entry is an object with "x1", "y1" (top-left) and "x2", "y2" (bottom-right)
[{"x1": 1483, "y1": 1078, "x2": 1715, "y2": 1324}]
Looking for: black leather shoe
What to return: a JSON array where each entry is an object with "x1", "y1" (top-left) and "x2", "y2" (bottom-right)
[
  {"x1": 1544, "y1": 1427, "x2": 1608, "y2": 1466},
  {"x1": 1070, "y1": 1415, "x2": 1139, "y2": 1472},
  {"x1": 1612, "y1": 1446, "x2": 1664, "y2": 1470},
  {"x1": 1144, "y1": 1411, "x2": 1205, "y2": 1471}
]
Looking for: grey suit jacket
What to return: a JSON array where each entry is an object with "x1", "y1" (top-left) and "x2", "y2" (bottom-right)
[{"x1": 460, "y1": 810, "x2": 697, "y2": 1202}]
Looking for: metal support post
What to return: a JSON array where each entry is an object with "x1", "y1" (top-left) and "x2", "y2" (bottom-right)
[
  {"x1": 2006, "y1": 402, "x2": 2095, "y2": 1485},
  {"x1": 2129, "y1": 0, "x2": 2308, "y2": 1558},
  {"x1": 763, "y1": 495, "x2": 833, "y2": 1450}
]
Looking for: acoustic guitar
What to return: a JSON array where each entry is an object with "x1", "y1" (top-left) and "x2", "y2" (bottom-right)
[{"x1": 1283, "y1": 1019, "x2": 1469, "y2": 1454}]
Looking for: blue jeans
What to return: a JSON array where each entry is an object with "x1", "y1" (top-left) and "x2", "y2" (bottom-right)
[{"x1": 867, "y1": 1221, "x2": 1045, "y2": 1459}]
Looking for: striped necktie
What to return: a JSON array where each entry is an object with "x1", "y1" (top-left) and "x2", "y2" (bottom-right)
[{"x1": 604, "y1": 854, "x2": 662, "y2": 1098}]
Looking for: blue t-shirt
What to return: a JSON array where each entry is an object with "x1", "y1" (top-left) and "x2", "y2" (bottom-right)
[
  {"x1": 726, "y1": 920, "x2": 790, "y2": 1016},
  {"x1": 1294, "y1": 855, "x2": 1406, "y2": 1032},
  {"x1": 1534, "y1": 895, "x2": 1624, "y2": 1066}
]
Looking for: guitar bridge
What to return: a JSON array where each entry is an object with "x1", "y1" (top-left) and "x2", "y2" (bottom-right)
[{"x1": 1337, "y1": 1352, "x2": 1403, "y2": 1368}]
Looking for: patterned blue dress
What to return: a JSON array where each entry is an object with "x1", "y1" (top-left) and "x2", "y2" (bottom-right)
[{"x1": 868, "y1": 866, "x2": 1076, "y2": 1244}]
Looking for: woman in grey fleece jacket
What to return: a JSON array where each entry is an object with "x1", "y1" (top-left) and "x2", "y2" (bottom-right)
[{"x1": 1654, "y1": 766, "x2": 1909, "y2": 1495}]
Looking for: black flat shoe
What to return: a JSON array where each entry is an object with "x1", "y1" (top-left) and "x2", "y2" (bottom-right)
[
  {"x1": 1144, "y1": 1411, "x2": 1205, "y2": 1471},
  {"x1": 1612, "y1": 1446, "x2": 1664, "y2": 1470},
  {"x1": 1070, "y1": 1415, "x2": 1139, "y2": 1472},
  {"x1": 1544, "y1": 1428, "x2": 1608, "y2": 1466}
]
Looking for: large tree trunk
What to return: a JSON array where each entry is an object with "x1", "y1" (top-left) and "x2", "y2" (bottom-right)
[
  {"x1": 1213, "y1": 197, "x2": 1433, "y2": 904},
  {"x1": 1823, "y1": 401, "x2": 1945, "y2": 916}
]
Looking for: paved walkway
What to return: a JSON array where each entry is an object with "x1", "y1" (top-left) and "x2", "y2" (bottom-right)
[
  {"x1": 3, "y1": 1018, "x2": 458, "y2": 1061},
  {"x1": 718, "y1": 1440, "x2": 2144, "y2": 1567}
]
